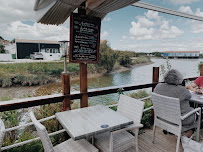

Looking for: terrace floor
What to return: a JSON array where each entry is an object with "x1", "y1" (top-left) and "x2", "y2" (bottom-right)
[{"x1": 126, "y1": 127, "x2": 185, "y2": 152}]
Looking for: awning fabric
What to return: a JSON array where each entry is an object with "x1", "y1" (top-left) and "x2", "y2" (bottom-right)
[
  {"x1": 34, "y1": 0, "x2": 85, "y2": 25},
  {"x1": 87, "y1": 0, "x2": 140, "y2": 19},
  {"x1": 34, "y1": 0, "x2": 140, "y2": 25}
]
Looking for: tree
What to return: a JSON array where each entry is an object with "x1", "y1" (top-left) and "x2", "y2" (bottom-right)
[
  {"x1": 0, "y1": 36, "x2": 4, "y2": 40},
  {"x1": 97, "y1": 40, "x2": 118, "y2": 73},
  {"x1": 118, "y1": 54, "x2": 132, "y2": 67},
  {"x1": 0, "y1": 45, "x2": 6, "y2": 53},
  {"x1": 10, "y1": 39, "x2": 15, "y2": 43},
  {"x1": 152, "y1": 52, "x2": 163, "y2": 57}
]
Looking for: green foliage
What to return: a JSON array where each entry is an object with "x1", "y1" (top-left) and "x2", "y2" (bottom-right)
[
  {"x1": 10, "y1": 39, "x2": 15, "y2": 43},
  {"x1": 151, "y1": 52, "x2": 163, "y2": 57},
  {"x1": 118, "y1": 55, "x2": 132, "y2": 67},
  {"x1": 0, "y1": 45, "x2": 6, "y2": 53},
  {"x1": 0, "y1": 62, "x2": 80, "y2": 87},
  {"x1": 128, "y1": 90, "x2": 153, "y2": 128},
  {"x1": 160, "y1": 58, "x2": 172, "y2": 79},
  {"x1": 131, "y1": 56, "x2": 151, "y2": 65},
  {"x1": 96, "y1": 40, "x2": 118, "y2": 73}
]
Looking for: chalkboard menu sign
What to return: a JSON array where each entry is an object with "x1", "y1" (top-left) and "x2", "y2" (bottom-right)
[{"x1": 69, "y1": 13, "x2": 101, "y2": 63}]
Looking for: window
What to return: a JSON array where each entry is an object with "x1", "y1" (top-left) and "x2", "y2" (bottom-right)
[{"x1": 46, "y1": 49, "x2": 50, "y2": 53}]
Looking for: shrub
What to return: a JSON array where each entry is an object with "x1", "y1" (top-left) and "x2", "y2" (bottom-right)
[{"x1": 118, "y1": 55, "x2": 132, "y2": 67}]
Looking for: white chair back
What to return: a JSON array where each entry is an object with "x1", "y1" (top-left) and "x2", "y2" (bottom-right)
[
  {"x1": 151, "y1": 92, "x2": 181, "y2": 125},
  {"x1": 117, "y1": 94, "x2": 145, "y2": 124},
  {"x1": 0, "y1": 119, "x2": 5, "y2": 151},
  {"x1": 30, "y1": 111, "x2": 54, "y2": 152}
]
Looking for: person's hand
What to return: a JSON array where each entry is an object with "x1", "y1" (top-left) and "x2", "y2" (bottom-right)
[{"x1": 195, "y1": 89, "x2": 203, "y2": 94}]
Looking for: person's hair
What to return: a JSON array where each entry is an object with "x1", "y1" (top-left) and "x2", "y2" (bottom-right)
[{"x1": 164, "y1": 69, "x2": 183, "y2": 85}]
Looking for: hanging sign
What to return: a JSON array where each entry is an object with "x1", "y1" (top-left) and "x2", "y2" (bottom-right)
[{"x1": 69, "y1": 13, "x2": 101, "y2": 63}]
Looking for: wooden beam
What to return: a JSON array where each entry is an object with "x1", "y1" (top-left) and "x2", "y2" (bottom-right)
[{"x1": 132, "y1": 1, "x2": 203, "y2": 22}]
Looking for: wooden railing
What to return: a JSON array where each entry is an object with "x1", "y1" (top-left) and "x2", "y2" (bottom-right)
[{"x1": 0, "y1": 66, "x2": 199, "y2": 112}]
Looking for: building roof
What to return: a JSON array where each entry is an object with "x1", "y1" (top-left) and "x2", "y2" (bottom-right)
[
  {"x1": 15, "y1": 39, "x2": 59, "y2": 44},
  {"x1": 163, "y1": 51, "x2": 200, "y2": 53}
]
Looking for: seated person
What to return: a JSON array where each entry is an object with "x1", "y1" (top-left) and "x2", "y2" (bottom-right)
[
  {"x1": 188, "y1": 76, "x2": 203, "y2": 94},
  {"x1": 154, "y1": 69, "x2": 196, "y2": 138}
]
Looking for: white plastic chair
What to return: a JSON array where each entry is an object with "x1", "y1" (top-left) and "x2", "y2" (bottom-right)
[
  {"x1": 30, "y1": 111, "x2": 98, "y2": 152},
  {"x1": 0, "y1": 119, "x2": 5, "y2": 151},
  {"x1": 94, "y1": 94, "x2": 145, "y2": 152},
  {"x1": 151, "y1": 92, "x2": 201, "y2": 152},
  {"x1": 181, "y1": 135, "x2": 203, "y2": 152}
]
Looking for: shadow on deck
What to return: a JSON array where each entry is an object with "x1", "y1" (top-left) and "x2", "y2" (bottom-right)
[{"x1": 125, "y1": 127, "x2": 184, "y2": 152}]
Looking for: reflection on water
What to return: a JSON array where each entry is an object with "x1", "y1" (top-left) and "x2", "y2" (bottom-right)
[{"x1": 39, "y1": 58, "x2": 203, "y2": 105}]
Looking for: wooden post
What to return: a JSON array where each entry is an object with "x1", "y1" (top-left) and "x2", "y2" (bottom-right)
[
  {"x1": 62, "y1": 73, "x2": 71, "y2": 111},
  {"x1": 152, "y1": 67, "x2": 159, "y2": 122},
  {"x1": 78, "y1": 2, "x2": 88, "y2": 108},
  {"x1": 200, "y1": 64, "x2": 203, "y2": 76},
  {"x1": 80, "y1": 63, "x2": 88, "y2": 108},
  {"x1": 152, "y1": 67, "x2": 159, "y2": 91}
]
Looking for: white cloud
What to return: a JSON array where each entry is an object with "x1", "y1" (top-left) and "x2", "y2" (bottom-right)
[
  {"x1": 178, "y1": 6, "x2": 193, "y2": 14},
  {"x1": 0, "y1": 0, "x2": 71, "y2": 41},
  {"x1": 170, "y1": 0, "x2": 200, "y2": 4},
  {"x1": 145, "y1": 11, "x2": 160, "y2": 20},
  {"x1": 117, "y1": 39, "x2": 203, "y2": 53},
  {"x1": 129, "y1": 11, "x2": 183, "y2": 40},
  {"x1": 2, "y1": 21, "x2": 69, "y2": 41},
  {"x1": 178, "y1": 6, "x2": 203, "y2": 34},
  {"x1": 136, "y1": 17, "x2": 154, "y2": 27},
  {"x1": 101, "y1": 31, "x2": 108, "y2": 39},
  {"x1": 104, "y1": 17, "x2": 111, "y2": 22}
]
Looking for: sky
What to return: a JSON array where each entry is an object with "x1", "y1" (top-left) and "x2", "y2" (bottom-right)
[{"x1": 1, "y1": 0, "x2": 203, "y2": 53}]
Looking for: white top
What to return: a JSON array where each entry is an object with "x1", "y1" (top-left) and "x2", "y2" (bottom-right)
[{"x1": 55, "y1": 105, "x2": 133, "y2": 140}]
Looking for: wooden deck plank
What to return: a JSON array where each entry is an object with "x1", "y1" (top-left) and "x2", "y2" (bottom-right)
[{"x1": 125, "y1": 128, "x2": 183, "y2": 152}]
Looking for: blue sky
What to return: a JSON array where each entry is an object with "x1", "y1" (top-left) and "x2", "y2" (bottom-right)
[{"x1": 1, "y1": 0, "x2": 203, "y2": 52}]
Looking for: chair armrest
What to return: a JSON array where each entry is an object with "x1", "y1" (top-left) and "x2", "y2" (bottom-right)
[
  {"x1": 180, "y1": 107, "x2": 201, "y2": 120},
  {"x1": 143, "y1": 106, "x2": 153, "y2": 112},
  {"x1": 111, "y1": 124, "x2": 143, "y2": 135}
]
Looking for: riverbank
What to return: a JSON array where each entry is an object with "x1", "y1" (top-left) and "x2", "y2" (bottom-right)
[
  {"x1": 0, "y1": 60, "x2": 154, "y2": 101},
  {"x1": 0, "y1": 56, "x2": 152, "y2": 88}
]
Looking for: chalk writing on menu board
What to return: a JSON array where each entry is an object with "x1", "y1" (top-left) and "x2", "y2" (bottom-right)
[{"x1": 69, "y1": 13, "x2": 101, "y2": 63}]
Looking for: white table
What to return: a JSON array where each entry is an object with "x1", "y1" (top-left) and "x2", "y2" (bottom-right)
[
  {"x1": 55, "y1": 105, "x2": 133, "y2": 140},
  {"x1": 190, "y1": 92, "x2": 203, "y2": 104}
]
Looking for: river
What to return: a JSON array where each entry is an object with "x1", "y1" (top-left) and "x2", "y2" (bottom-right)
[{"x1": 1, "y1": 58, "x2": 203, "y2": 104}]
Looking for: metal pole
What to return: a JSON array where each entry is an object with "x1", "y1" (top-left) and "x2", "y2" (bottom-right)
[{"x1": 64, "y1": 56, "x2": 67, "y2": 73}]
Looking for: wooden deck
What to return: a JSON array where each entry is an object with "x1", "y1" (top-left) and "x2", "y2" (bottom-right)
[{"x1": 125, "y1": 128, "x2": 184, "y2": 152}]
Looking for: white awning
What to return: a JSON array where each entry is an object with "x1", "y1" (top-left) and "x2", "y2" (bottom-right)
[
  {"x1": 34, "y1": 0, "x2": 140, "y2": 25},
  {"x1": 87, "y1": 0, "x2": 140, "y2": 19},
  {"x1": 34, "y1": 0, "x2": 85, "y2": 25}
]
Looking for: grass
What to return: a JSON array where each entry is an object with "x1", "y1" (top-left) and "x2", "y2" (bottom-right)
[
  {"x1": 0, "y1": 56, "x2": 152, "y2": 88},
  {"x1": 131, "y1": 56, "x2": 151, "y2": 65},
  {"x1": 0, "y1": 62, "x2": 98, "y2": 87}
]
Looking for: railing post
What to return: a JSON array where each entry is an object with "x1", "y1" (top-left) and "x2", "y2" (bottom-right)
[
  {"x1": 152, "y1": 67, "x2": 159, "y2": 122},
  {"x1": 152, "y1": 67, "x2": 159, "y2": 91},
  {"x1": 200, "y1": 64, "x2": 203, "y2": 76},
  {"x1": 62, "y1": 73, "x2": 71, "y2": 111},
  {"x1": 80, "y1": 63, "x2": 88, "y2": 108}
]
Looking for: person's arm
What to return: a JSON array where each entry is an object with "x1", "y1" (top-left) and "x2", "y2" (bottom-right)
[
  {"x1": 187, "y1": 82, "x2": 198, "y2": 92},
  {"x1": 188, "y1": 82, "x2": 202, "y2": 93}
]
